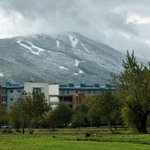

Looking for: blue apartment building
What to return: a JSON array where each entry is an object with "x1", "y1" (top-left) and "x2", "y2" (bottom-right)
[
  {"x1": 1, "y1": 82, "x2": 24, "y2": 109},
  {"x1": 0, "y1": 82, "x2": 116, "y2": 109},
  {"x1": 59, "y1": 83, "x2": 116, "y2": 108}
]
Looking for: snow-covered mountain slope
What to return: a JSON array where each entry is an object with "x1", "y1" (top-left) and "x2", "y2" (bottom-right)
[{"x1": 0, "y1": 32, "x2": 135, "y2": 84}]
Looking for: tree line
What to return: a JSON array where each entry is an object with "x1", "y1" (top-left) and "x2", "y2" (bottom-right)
[{"x1": 0, "y1": 51, "x2": 150, "y2": 134}]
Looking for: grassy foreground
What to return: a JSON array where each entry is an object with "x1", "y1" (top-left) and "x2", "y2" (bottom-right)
[{"x1": 0, "y1": 127, "x2": 150, "y2": 150}]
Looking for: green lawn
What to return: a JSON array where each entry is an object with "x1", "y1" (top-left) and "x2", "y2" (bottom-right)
[{"x1": 0, "y1": 127, "x2": 150, "y2": 150}]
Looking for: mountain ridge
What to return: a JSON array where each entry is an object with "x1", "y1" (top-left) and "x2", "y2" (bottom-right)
[{"x1": 0, "y1": 32, "x2": 131, "y2": 85}]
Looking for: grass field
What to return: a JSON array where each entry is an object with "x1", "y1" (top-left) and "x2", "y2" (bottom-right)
[{"x1": 0, "y1": 127, "x2": 150, "y2": 150}]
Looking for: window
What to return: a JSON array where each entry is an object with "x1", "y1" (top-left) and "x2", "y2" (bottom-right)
[
  {"x1": 10, "y1": 89, "x2": 13, "y2": 93},
  {"x1": 2, "y1": 96, "x2": 7, "y2": 106},
  {"x1": 2, "y1": 96, "x2": 7, "y2": 102},
  {"x1": 94, "y1": 91, "x2": 98, "y2": 95},
  {"x1": 17, "y1": 89, "x2": 22, "y2": 93},
  {"x1": 33, "y1": 88, "x2": 42, "y2": 94},
  {"x1": 50, "y1": 101, "x2": 59, "y2": 105},
  {"x1": 10, "y1": 98, "x2": 13, "y2": 101},
  {"x1": 76, "y1": 96, "x2": 82, "y2": 103},
  {"x1": 87, "y1": 91, "x2": 91, "y2": 94},
  {"x1": 60, "y1": 90, "x2": 64, "y2": 94},
  {"x1": 2, "y1": 89, "x2": 7, "y2": 94},
  {"x1": 67, "y1": 91, "x2": 69, "y2": 94}
]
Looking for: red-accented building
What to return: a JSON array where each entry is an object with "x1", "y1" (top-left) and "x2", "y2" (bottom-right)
[{"x1": 72, "y1": 93, "x2": 86, "y2": 110}]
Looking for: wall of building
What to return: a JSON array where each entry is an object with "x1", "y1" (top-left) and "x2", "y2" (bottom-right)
[
  {"x1": 49, "y1": 84, "x2": 59, "y2": 95},
  {"x1": 49, "y1": 84, "x2": 59, "y2": 109},
  {"x1": 72, "y1": 93, "x2": 86, "y2": 109},
  {"x1": 1, "y1": 88, "x2": 7, "y2": 108},
  {"x1": 7, "y1": 88, "x2": 23, "y2": 109},
  {"x1": 24, "y1": 82, "x2": 49, "y2": 104},
  {"x1": 1, "y1": 83, "x2": 24, "y2": 109}
]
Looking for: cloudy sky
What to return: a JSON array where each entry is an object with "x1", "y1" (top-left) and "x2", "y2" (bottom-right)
[{"x1": 0, "y1": 0, "x2": 150, "y2": 59}]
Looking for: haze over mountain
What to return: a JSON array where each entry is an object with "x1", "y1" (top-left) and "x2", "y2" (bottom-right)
[{"x1": 0, "y1": 32, "x2": 128, "y2": 85}]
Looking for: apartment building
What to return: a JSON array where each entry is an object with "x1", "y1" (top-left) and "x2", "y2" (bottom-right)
[
  {"x1": 1, "y1": 82, "x2": 24, "y2": 109},
  {"x1": 0, "y1": 82, "x2": 116, "y2": 109}
]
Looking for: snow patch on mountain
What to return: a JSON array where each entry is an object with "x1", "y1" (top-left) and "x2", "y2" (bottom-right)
[
  {"x1": 79, "y1": 69, "x2": 84, "y2": 74},
  {"x1": 74, "y1": 59, "x2": 84, "y2": 74},
  {"x1": 0, "y1": 71, "x2": 4, "y2": 77},
  {"x1": 68, "y1": 34, "x2": 78, "y2": 47},
  {"x1": 73, "y1": 69, "x2": 84, "y2": 76},
  {"x1": 80, "y1": 42, "x2": 91, "y2": 54},
  {"x1": 16, "y1": 40, "x2": 45, "y2": 55},
  {"x1": 75, "y1": 59, "x2": 80, "y2": 67},
  {"x1": 56, "y1": 40, "x2": 60, "y2": 48},
  {"x1": 59, "y1": 66, "x2": 69, "y2": 70},
  {"x1": 73, "y1": 73, "x2": 78, "y2": 76}
]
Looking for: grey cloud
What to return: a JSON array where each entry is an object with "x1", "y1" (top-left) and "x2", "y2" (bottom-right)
[
  {"x1": 0, "y1": 0, "x2": 77, "y2": 18},
  {"x1": 0, "y1": 0, "x2": 150, "y2": 59},
  {"x1": 92, "y1": 0, "x2": 150, "y2": 7},
  {"x1": 98, "y1": 12, "x2": 139, "y2": 36}
]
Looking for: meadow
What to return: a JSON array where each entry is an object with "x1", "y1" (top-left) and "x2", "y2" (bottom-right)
[{"x1": 0, "y1": 127, "x2": 150, "y2": 150}]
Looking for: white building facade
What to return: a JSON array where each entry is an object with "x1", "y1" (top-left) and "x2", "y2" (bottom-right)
[
  {"x1": 24, "y1": 82, "x2": 49, "y2": 104},
  {"x1": 49, "y1": 84, "x2": 59, "y2": 109}
]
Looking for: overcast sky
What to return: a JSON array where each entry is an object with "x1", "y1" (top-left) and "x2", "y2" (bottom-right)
[{"x1": 0, "y1": 0, "x2": 150, "y2": 59}]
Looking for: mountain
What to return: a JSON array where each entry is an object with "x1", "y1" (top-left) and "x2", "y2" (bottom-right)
[{"x1": 0, "y1": 32, "x2": 126, "y2": 85}]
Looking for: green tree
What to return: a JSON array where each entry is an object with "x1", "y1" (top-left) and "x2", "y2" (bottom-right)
[
  {"x1": 50, "y1": 103, "x2": 73, "y2": 127},
  {"x1": 10, "y1": 91, "x2": 49, "y2": 134},
  {"x1": 86, "y1": 96, "x2": 101, "y2": 128},
  {"x1": 44, "y1": 109, "x2": 56, "y2": 130},
  {"x1": 85, "y1": 91, "x2": 121, "y2": 132},
  {"x1": 116, "y1": 51, "x2": 150, "y2": 133},
  {"x1": 10, "y1": 102, "x2": 23, "y2": 132},
  {"x1": 97, "y1": 90, "x2": 121, "y2": 133},
  {"x1": 72, "y1": 102, "x2": 88, "y2": 128},
  {"x1": 0, "y1": 107, "x2": 10, "y2": 127}
]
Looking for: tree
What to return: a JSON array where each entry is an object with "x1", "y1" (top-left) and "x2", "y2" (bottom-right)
[
  {"x1": 0, "y1": 107, "x2": 10, "y2": 127},
  {"x1": 50, "y1": 103, "x2": 73, "y2": 127},
  {"x1": 85, "y1": 91, "x2": 121, "y2": 132},
  {"x1": 85, "y1": 96, "x2": 101, "y2": 128},
  {"x1": 97, "y1": 90, "x2": 121, "y2": 133},
  {"x1": 116, "y1": 51, "x2": 150, "y2": 133},
  {"x1": 72, "y1": 102, "x2": 88, "y2": 128},
  {"x1": 10, "y1": 102, "x2": 23, "y2": 132},
  {"x1": 10, "y1": 91, "x2": 49, "y2": 134},
  {"x1": 44, "y1": 108, "x2": 56, "y2": 130}
]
